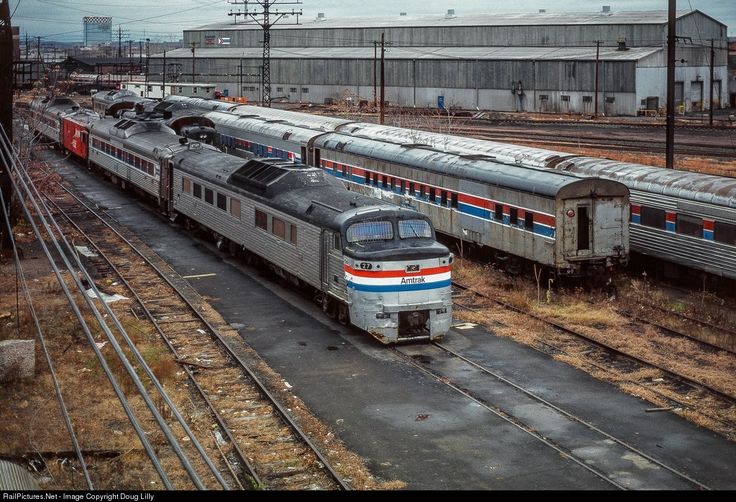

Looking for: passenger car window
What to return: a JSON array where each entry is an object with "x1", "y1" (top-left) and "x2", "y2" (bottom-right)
[
  {"x1": 640, "y1": 206, "x2": 666, "y2": 229},
  {"x1": 676, "y1": 214, "x2": 702, "y2": 238}
]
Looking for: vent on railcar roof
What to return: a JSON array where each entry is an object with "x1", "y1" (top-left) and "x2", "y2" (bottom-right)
[
  {"x1": 459, "y1": 154, "x2": 496, "y2": 161},
  {"x1": 228, "y1": 159, "x2": 291, "y2": 193},
  {"x1": 113, "y1": 119, "x2": 137, "y2": 130}
]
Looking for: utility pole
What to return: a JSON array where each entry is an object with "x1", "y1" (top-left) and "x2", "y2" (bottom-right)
[
  {"x1": 709, "y1": 38, "x2": 714, "y2": 127},
  {"x1": 145, "y1": 39, "x2": 150, "y2": 98},
  {"x1": 665, "y1": 0, "x2": 676, "y2": 169},
  {"x1": 138, "y1": 40, "x2": 142, "y2": 69},
  {"x1": 162, "y1": 49, "x2": 166, "y2": 98},
  {"x1": 239, "y1": 58, "x2": 243, "y2": 98},
  {"x1": 594, "y1": 40, "x2": 601, "y2": 118},
  {"x1": 380, "y1": 32, "x2": 385, "y2": 125},
  {"x1": 117, "y1": 25, "x2": 122, "y2": 58},
  {"x1": 0, "y1": 0, "x2": 13, "y2": 250},
  {"x1": 228, "y1": 1, "x2": 302, "y2": 107},
  {"x1": 190, "y1": 41, "x2": 196, "y2": 84},
  {"x1": 128, "y1": 40, "x2": 133, "y2": 80},
  {"x1": 373, "y1": 40, "x2": 377, "y2": 109}
]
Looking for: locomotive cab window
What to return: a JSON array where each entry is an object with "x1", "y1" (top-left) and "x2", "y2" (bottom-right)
[
  {"x1": 640, "y1": 206, "x2": 666, "y2": 229},
  {"x1": 346, "y1": 221, "x2": 393, "y2": 243},
  {"x1": 676, "y1": 214, "x2": 703, "y2": 238},
  {"x1": 714, "y1": 221, "x2": 736, "y2": 245},
  {"x1": 399, "y1": 220, "x2": 432, "y2": 239}
]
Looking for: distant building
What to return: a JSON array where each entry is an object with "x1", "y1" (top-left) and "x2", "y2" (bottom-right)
[
  {"x1": 152, "y1": 8, "x2": 729, "y2": 116},
  {"x1": 83, "y1": 16, "x2": 112, "y2": 47}
]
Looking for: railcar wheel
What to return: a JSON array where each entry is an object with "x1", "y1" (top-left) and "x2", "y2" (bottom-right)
[
  {"x1": 228, "y1": 241, "x2": 240, "y2": 258},
  {"x1": 337, "y1": 304, "x2": 349, "y2": 325},
  {"x1": 322, "y1": 296, "x2": 337, "y2": 319}
]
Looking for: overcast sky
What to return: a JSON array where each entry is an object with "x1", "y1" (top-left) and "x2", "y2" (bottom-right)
[{"x1": 10, "y1": 0, "x2": 735, "y2": 42}]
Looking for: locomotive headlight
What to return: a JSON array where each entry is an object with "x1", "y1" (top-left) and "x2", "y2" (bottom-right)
[
  {"x1": 376, "y1": 312, "x2": 391, "y2": 319},
  {"x1": 436, "y1": 308, "x2": 448, "y2": 314},
  {"x1": 566, "y1": 209, "x2": 576, "y2": 217}
]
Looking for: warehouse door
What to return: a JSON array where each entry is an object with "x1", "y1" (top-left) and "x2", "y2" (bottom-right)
[
  {"x1": 689, "y1": 81, "x2": 703, "y2": 111},
  {"x1": 674, "y1": 82, "x2": 684, "y2": 110}
]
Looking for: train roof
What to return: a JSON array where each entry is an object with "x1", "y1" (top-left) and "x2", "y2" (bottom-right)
[
  {"x1": 92, "y1": 89, "x2": 139, "y2": 105},
  {"x1": 30, "y1": 96, "x2": 81, "y2": 114},
  {"x1": 224, "y1": 105, "x2": 353, "y2": 131},
  {"x1": 205, "y1": 111, "x2": 330, "y2": 145},
  {"x1": 314, "y1": 133, "x2": 628, "y2": 199},
  {"x1": 343, "y1": 122, "x2": 562, "y2": 168},
  {"x1": 161, "y1": 95, "x2": 240, "y2": 112},
  {"x1": 556, "y1": 157, "x2": 736, "y2": 209},
  {"x1": 173, "y1": 151, "x2": 433, "y2": 232}
]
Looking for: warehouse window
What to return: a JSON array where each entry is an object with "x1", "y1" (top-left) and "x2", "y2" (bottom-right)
[
  {"x1": 230, "y1": 198, "x2": 241, "y2": 219},
  {"x1": 676, "y1": 214, "x2": 703, "y2": 238},
  {"x1": 583, "y1": 96, "x2": 592, "y2": 103},
  {"x1": 255, "y1": 209, "x2": 267, "y2": 230},
  {"x1": 561, "y1": 95, "x2": 570, "y2": 102},
  {"x1": 714, "y1": 221, "x2": 736, "y2": 245},
  {"x1": 538, "y1": 95, "x2": 548, "y2": 101},
  {"x1": 277, "y1": 87, "x2": 283, "y2": 92},
  {"x1": 525, "y1": 212, "x2": 534, "y2": 230},
  {"x1": 182, "y1": 177, "x2": 191, "y2": 194},
  {"x1": 204, "y1": 188, "x2": 214, "y2": 205},
  {"x1": 290, "y1": 87, "x2": 297, "y2": 93},
  {"x1": 193, "y1": 183, "x2": 202, "y2": 199},
  {"x1": 272, "y1": 217, "x2": 286, "y2": 239},
  {"x1": 640, "y1": 206, "x2": 666, "y2": 230},
  {"x1": 606, "y1": 96, "x2": 616, "y2": 103},
  {"x1": 302, "y1": 87, "x2": 309, "y2": 93},
  {"x1": 290, "y1": 225, "x2": 298, "y2": 245},
  {"x1": 509, "y1": 207, "x2": 518, "y2": 226},
  {"x1": 217, "y1": 192, "x2": 227, "y2": 211},
  {"x1": 494, "y1": 204, "x2": 503, "y2": 222}
]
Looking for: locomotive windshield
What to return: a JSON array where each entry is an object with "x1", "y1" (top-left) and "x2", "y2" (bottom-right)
[
  {"x1": 346, "y1": 221, "x2": 394, "y2": 243},
  {"x1": 398, "y1": 219, "x2": 432, "y2": 239}
]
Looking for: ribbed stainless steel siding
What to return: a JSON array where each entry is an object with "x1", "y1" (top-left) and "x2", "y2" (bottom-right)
[
  {"x1": 0, "y1": 460, "x2": 40, "y2": 490},
  {"x1": 90, "y1": 149, "x2": 160, "y2": 197},
  {"x1": 172, "y1": 169, "x2": 324, "y2": 290}
]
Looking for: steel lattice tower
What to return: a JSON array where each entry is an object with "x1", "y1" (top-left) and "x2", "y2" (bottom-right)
[{"x1": 229, "y1": 1, "x2": 302, "y2": 107}]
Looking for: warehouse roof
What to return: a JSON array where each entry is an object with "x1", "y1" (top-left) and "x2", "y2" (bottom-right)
[
  {"x1": 188, "y1": 10, "x2": 720, "y2": 31},
  {"x1": 156, "y1": 46, "x2": 661, "y2": 62}
]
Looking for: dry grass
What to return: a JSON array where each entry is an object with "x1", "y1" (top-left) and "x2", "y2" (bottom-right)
[{"x1": 452, "y1": 258, "x2": 736, "y2": 440}]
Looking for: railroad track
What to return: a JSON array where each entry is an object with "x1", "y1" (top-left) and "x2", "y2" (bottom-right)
[
  {"x1": 451, "y1": 281, "x2": 736, "y2": 437},
  {"x1": 45, "y1": 185, "x2": 349, "y2": 491},
  {"x1": 390, "y1": 340, "x2": 713, "y2": 490},
  {"x1": 446, "y1": 126, "x2": 736, "y2": 158}
]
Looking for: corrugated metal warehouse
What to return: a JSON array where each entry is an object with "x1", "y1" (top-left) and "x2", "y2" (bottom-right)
[{"x1": 149, "y1": 8, "x2": 729, "y2": 116}]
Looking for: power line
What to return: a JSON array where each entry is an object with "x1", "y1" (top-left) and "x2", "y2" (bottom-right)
[{"x1": 228, "y1": 1, "x2": 301, "y2": 106}]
